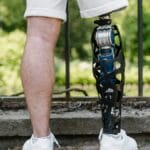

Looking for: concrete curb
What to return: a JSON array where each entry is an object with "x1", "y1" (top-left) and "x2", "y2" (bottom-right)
[{"x1": 0, "y1": 108, "x2": 149, "y2": 137}]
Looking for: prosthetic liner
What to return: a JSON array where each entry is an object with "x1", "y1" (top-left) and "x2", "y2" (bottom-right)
[{"x1": 92, "y1": 15, "x2": 125, "y2": 134}]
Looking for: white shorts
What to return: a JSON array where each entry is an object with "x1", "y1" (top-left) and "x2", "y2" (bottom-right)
[{"x1": 24, "y1": 0, "x2": 128, "y2": 21}]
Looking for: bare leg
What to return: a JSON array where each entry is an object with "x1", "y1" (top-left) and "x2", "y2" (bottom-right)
[{"x1": 21, "y1": 17, "x2": 62, "y2": 137}]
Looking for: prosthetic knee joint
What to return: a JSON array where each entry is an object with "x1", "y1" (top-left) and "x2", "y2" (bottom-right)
[{"x1": 92, "y1": 15, "x2": 125, "y2": 134}]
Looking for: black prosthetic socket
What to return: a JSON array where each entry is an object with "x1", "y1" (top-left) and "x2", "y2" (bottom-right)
[{"x1": 92, "y1": 15, "x2": 125, "y2": 134}]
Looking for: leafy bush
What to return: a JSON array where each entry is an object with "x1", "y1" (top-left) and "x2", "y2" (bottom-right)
[
  {"x1": 55, "y1": 59, "x2": 95, "y2": 85},
  {"x1": 0, "y1": 30, "x2": 25, "y2": 95},
  {"x1": 1, "y1": 0, "x2": 150, "y2": 63},
  {"x1": 0, "y1": 0, "x2": 150, "y2": 95},
  {"x1": 122, "y1": 0, "x2": 150, "y2": 62},
  {"x1": 0, "y1": 0, "x2": 26, "y2": 31}
]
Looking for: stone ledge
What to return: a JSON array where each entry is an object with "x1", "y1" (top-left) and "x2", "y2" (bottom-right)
[
  {"x1": 0, "y1": 96, "x2": 150, "y2": 109},
  {"x1": 0, "y1": 107, "x2": 150, "y2": 137}
]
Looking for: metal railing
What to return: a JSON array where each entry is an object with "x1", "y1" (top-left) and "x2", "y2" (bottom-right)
[
  {"x1": 0, "y1": 0, "x2": 144, "y2": 99},
  {"x1": 64, "y1": 0, "x2": 144, "y2": 98},
  {"x1": 0, "y1": 0, "x2": 149, "y2": 110},
  {"x1": 138, "y1": 0, "x2": 143, "y2": 96},
  {"x1": 65, "y1": 3, "x2": 70, "y2": 99}
]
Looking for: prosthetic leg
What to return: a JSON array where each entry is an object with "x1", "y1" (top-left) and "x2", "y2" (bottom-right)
[{"x1": 92, "y1": 14, "x2": 125, "y2": 134}]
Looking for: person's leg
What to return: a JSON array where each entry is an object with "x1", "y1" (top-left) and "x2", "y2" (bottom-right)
[
  {"x1": 22, "y1": 0, "x2": 67, "y2": 149},
  {"x1": 21, "y1": 17, "x2": 62, "y2": 137},
  {"x1": 77, "y1": 0, "x2": 138, "y2": 149}
]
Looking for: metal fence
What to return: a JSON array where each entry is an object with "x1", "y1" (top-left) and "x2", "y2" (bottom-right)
[
  {"x1": 0, "y1": 0, "x2": 148, "y2": 110},
  {"x1": 0, "y1": 0, "x2": 144, "y2": 99},
  {"x1": 137, "y1": 0, "x2": 143, "y2": 96},
  {"x1": 64, "y1": 0, "x2": 144, "y2": 99}
]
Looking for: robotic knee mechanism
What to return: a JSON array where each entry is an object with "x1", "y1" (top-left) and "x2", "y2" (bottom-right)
[{"x1": 92, "y1": 14, "x2": 125, "y2": 134}]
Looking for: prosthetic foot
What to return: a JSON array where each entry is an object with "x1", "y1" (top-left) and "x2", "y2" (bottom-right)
[{"x1": 91, "y1": 14, "x2": 138, "y2": 149}]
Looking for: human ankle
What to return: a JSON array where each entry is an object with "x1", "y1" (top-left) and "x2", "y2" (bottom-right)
[{"x1": 33, "y1": 128, "x2": 50, "y2": 138}]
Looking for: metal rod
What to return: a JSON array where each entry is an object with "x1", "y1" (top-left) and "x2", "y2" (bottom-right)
[
  {"x1": 64, "y1": 2, "x2": 70, "y2": 98},
  {"x1": 138, "y1": 0, "x2": 143, "y2": 96}
]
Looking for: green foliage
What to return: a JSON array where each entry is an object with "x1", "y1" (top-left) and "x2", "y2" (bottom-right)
[
  {"x1": 0, "y1": 0, "x2": 26, "y2": 31},
  {"x1": 55, "y1": 59, "x2": 95, "y2": 85},
  {"x1": 56, "y1": 0, "x2": 94, "y2": 61},
  {"x1": 0, "y1": 0, "x2": 150, "y2": 95},
  {"x1": 1, "y1": 0, "x2": 150, "y2": 62},
  {"x1": 0, "y1": 28, "x2": 149, "y2": 95},
  {"x1": 55, "y1": 59, "x2": 150, "y2": 86},
  {"x1": 0, "y1": 30, "x2": 25, "y2": 95},
  {"x1": 122, "y1": 0, "x2": 150, "y2": 62}
]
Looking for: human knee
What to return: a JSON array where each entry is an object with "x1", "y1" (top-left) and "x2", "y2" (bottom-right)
[{"x1": 26, "y1": 17, "x2": 62, "y2": 44}]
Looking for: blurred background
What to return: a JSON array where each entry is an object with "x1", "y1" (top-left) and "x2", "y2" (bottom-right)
[{"x1": 0, "y1": 0, "x2": 149, "y2": 96}]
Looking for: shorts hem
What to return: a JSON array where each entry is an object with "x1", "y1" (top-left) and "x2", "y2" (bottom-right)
[
  {"x1": 80, "y1": 0, "x2": 128, "y2": 18},
  {"x1": 24, "y1": 8, "x2": 66, "y2": 21}
]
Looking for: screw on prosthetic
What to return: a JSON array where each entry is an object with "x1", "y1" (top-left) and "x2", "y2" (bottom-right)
[{"x1": 91, "y1": 15, "x2": 125, "y2": 134}]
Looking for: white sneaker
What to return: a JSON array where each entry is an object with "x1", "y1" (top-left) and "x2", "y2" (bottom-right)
[
  {"x1": 99, "y1": 129, "x2": 138, "y2": 150},
  {"x1": 22, "y1": 133, "x2": 60, "y2": 150}
]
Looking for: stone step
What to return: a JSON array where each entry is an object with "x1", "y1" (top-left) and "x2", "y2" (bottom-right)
[
  {"x1": 0, "y1": 97, "x2": 150, "y2": 150},
  {"x1": 0, "y1": 108, "x2": 150, "y2": 136},
  {"x1": 0, "y1": 107, "x2": 150, "y2": 150}
]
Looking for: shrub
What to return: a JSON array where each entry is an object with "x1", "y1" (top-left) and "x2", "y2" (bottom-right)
[{"x1": 0, "y1": 30, "x2": 25, "y2": 95}]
